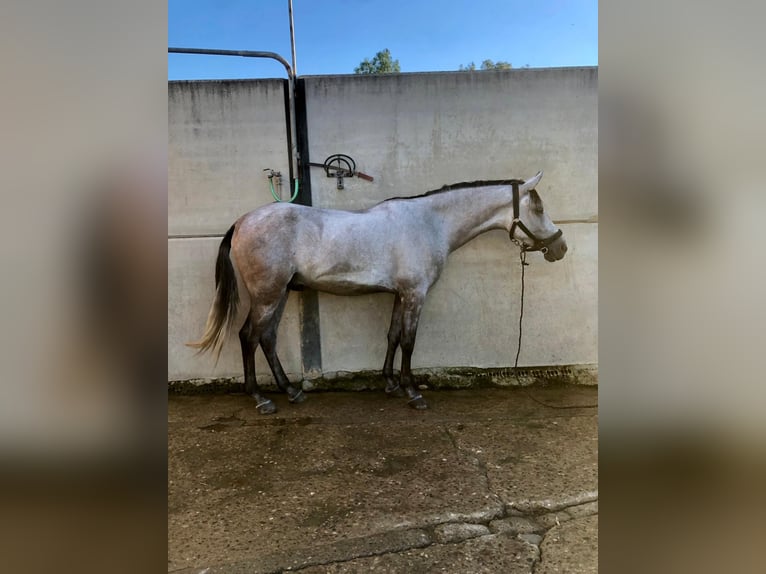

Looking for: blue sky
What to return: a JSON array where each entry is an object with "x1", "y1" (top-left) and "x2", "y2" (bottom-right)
[{"x1": 169, "y1": 0, "x2": 597, "y2": 80}]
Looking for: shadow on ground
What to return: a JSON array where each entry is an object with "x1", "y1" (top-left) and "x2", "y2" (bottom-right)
[{"x1": 169, "y1": 386, "x2": 597, "y2": 573}]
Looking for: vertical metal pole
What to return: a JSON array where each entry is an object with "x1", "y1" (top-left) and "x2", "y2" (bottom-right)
[
  {"x1": 287, "y1": 75, "x2": 299, "y2": 182},
  {"x1": 287, "y1": 0, "x2": 299, "y2": 182},
  {"x1": 288, "y1": 0, "x2": 297, "y2": 76},
  {"x1": 287, "y1": 1, "x2": 320, "y2": 380}
]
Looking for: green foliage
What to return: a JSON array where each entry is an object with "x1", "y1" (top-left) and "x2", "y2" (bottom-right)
[
  {"x1": 459, "y1": 60, "x2": 513, "y2": 71},
  {"x1": 482, "y1": 59, "x2": 512, "y2": 70},
  {"x1": 354, "y1": 49, "x2": 401, "y2": 74}
]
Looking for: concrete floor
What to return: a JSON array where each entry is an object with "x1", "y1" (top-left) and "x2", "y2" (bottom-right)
[{"x1": 168, "y1": 386, "x2": 597, "y2": 573}]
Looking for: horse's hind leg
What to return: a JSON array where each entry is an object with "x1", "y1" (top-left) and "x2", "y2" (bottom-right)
[
  {"x1": 260, "y1": 291, "x2": 305, "y2": 404},
  {"x1": 383, "y1": 295, "x2": 405, "y2": 397},
  {"x1": 399, "y1": 291, "x2": 428, "y2": 410},
  {"x1": 239, "y1": 316, "x2": 276, "y2": 415}
]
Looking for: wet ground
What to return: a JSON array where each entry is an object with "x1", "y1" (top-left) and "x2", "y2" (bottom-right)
[{"x1": 168, "y1": 386, "x2": 597, "y2": 573}]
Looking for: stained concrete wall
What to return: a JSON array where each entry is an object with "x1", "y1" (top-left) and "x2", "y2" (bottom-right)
[
  {"x1": 168, "y1": 68, "x2": 597, "y2": 383},
  {"x1": 305, "y1": 68, "x2": 597, "y2": 375},
  {"x1": 168, "y1": 79, "x2": 302, "y2": 381}
]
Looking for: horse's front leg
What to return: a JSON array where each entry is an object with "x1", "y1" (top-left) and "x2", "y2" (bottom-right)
[
  {"x1": 399, "y1": 292, "x2": 428, "y2": 410},
  {"x1": 383, "y1": 294, "x2": 405, "y2": 397}
]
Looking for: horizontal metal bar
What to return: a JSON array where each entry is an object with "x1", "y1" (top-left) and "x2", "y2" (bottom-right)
[{"x1": 168, "y1": 47, "x2": 293, "y2": 78}]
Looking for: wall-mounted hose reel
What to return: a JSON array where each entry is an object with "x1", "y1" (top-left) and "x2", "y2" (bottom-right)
[{"x1": 308, "y1": 154, "x2": 374, "y2": 190}]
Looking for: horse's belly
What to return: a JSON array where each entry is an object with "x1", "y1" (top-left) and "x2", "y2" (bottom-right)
[
  {"x1": 293, "y1": 229, "x2": 399, "y2": 294},
  {"x1": 294, "y1": 268, "x2": 395, "y2": 295}
]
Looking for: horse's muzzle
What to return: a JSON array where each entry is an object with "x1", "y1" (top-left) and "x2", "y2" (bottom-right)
[{"x1": 543, "y1": 236, "x2": 568, "y2": 262}]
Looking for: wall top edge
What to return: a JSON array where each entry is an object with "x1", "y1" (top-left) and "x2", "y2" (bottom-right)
[
  {"x1": 168, "y1": 77, "x2": 287, "y2": 85},
  {"x1": 300, "y1": 65, "x2": 597, "y2": 80},
  {"x1": 168, "y1": 66, "x2": 597, "y2": 85}
]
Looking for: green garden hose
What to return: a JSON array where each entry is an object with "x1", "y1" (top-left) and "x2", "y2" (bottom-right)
[{"x1": 270, "y1": 177, "x2": 300, "y2": 203}]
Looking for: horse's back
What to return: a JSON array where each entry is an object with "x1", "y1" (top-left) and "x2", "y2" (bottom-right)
[{"x1": 231, "y1": 201, "x2": 444, "y2": 295}]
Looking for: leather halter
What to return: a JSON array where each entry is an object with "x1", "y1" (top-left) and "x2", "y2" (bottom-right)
[{"x1": 509, "y1": 181, "x2": 563, "y2": 253}]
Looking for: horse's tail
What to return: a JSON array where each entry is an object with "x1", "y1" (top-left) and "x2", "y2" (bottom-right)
[{"x1": 186, "y1": 224, "x2": 239, "y2": 362}]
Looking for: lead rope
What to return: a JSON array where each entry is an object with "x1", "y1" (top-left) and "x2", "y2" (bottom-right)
[
  {"x1": 513, "y1": 247, "x2": 597, "y2": 410},
  {"x1": 513, "y1": 248, "x2": 528, "y2": 372}
]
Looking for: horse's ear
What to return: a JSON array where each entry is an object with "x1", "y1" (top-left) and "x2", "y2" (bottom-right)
[{"x1": 522, "y1": 171, "x2": 543, "y2": 191}]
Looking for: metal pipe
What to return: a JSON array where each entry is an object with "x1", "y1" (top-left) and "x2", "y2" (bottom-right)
[
  {"x1": 168, "y1": 46, "x2": 300, "y2": 191},
  {"x1": 168, "y1": 47, "x2": 293, "y2": 78},
  {"x1": 287, "y1": 2, "x2": 300, "y2": 186},
  {"x1": 288, "y1": 0, "x2": 297, "y2": 77}
]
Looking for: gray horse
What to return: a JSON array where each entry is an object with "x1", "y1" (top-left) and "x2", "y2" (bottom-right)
[{"x1": 188, "y1": 171, "x2": 567, "y2": 413}]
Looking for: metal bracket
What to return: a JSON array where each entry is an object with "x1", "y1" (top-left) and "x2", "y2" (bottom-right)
[
  {"x1": 323, "y1": 154, "x2": 355, "y2": 190},
  {"x1": 308, "y1": 154, "x2": 374, "y2": 190}
]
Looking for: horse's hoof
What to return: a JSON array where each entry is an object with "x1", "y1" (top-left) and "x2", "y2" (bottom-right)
[
  {"x1": 288, "y1": 389, "x2": 306, "y2": 404},
  {"x1": 255, "y1": 399, "x2": 277, "y2": 415},
  {"x1": 407, "y1": 395, "x2": 428, "y2": 410},
  {"x1": 386, "y1": 384, "x2": 406, "y2": 398}
]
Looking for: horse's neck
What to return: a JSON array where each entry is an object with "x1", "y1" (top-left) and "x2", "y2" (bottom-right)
[{"x1": 427, "y1": 186, "x2": 511, "y2": 252}]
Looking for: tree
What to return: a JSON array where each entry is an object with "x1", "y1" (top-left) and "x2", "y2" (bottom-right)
[
  {"x1": 354, "y1": 49, "x2": 401, "y2": 74},
  {"x1": 481, "y1": 59, "x2": 512, "y2": 70},
  {"x1": 459, "y1": 60, "x2": 513, "y2": 71}
]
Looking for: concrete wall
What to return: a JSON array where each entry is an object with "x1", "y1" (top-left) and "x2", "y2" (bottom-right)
[
  {"x1": 168, "y1": 68, "x2": 597, "y2": 383},
  {"x1": 168, "y1": 80, "x2": 302, "y2": 381},
  {"x1": 305, "y1": 68, "x2": 597, "y2": 374}
]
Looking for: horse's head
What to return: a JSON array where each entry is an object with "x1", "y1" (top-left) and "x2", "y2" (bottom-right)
[{"x1": 508, "y1": 171, "x2": 567, "y2": 262}]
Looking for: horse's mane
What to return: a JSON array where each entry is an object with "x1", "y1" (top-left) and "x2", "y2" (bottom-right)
[{"x1": 383, "y1": 179, "x2": 526, "y2": 202}]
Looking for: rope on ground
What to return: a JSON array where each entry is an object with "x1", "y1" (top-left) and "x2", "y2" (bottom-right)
[{"x1": 514, "y1": 247, "x2": 597, "y2": 410}]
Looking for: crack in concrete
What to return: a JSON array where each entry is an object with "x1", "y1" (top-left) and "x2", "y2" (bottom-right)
[
  {"x1": 180, "y1": 500, "x2": 598, "y2": 574},
  {"x1": 508, "y1": 490, "x2": 598, "y2": 515},
  {"x1": 178, "y1": 500, "x2": 598, "y2": 574},
  {"x1": 285, "y1": 529, "x2": 432, "y2": 573},
  {"x1": 531, "y1": 532, "x2": 545, "y2": 574},
  {"x1": 283, "y1": 496, "x2": 597, "y2": 573},
  {"x1": 287, "y1": 527, "x2": 495, "y2": 573},
  {"x1": 525, "y1": 499, "x2": 598, "y2": 574},
  {"x1": 442, "y1": 425, "x2": 502, "y2": 507}
]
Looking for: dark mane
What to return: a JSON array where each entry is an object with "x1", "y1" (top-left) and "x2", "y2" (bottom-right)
[{"x1": 384, "y1": 179, "x2": 526, "y2": 202}]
